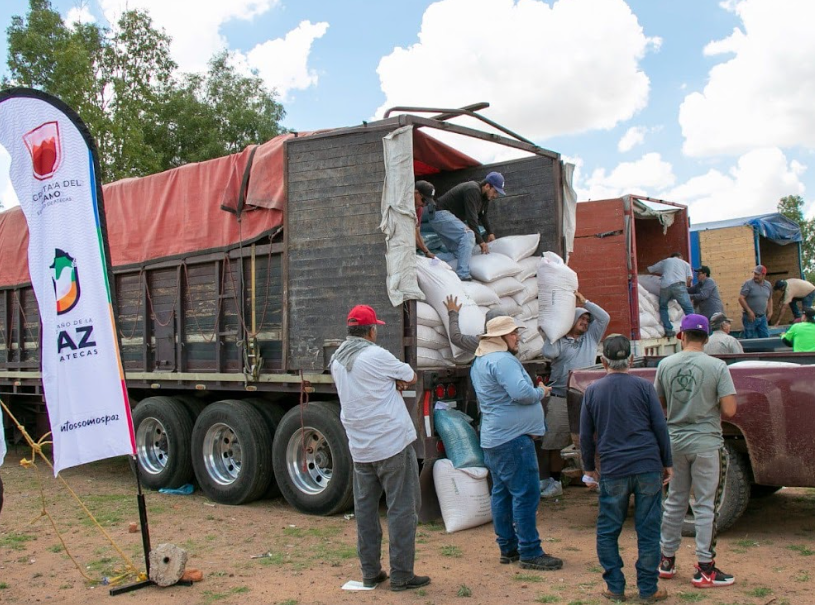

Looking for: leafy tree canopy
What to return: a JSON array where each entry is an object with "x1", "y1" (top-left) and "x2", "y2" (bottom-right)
[
  {"x1": 778, "y1": 194, "x2": 815, "y2": 281},
  {"x1": 4, "y1": 0, "x2": 286, "y2": 182}
]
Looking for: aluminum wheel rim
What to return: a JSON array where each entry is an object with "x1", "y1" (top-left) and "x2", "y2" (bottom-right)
[
  {"x1": 136, "y1": 417, "x2": 169, "y2": 475},
  {"x1": 285, "y1": 427, "x2": 333, "y2": 495},
  {"x1": 202, "y1": 422, "x2": 243, "y2": 486}
]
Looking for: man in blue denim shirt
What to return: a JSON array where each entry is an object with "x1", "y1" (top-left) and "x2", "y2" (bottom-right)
[
  {"x1": 471, "y1": 316, "x2": 563, "y2": 571},
  {"x1": 581, "y1": 334, "x2": 673, "y2": 603}
]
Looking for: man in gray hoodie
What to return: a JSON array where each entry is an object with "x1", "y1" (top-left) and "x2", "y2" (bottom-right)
[
  {"x1": 330, "y1": 304, "x2": 430, "y2": 592},
  {"x1": 540, "y1": 292, "x2": 610, "y2": 496}
]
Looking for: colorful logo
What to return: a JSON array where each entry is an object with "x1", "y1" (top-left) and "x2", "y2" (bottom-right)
[
  {"x1": 23, "y1": 121, "x2": 63, "y2": 180},
  {"x1": 50, "y1": 249, "x2": 80, "y2": 315}
]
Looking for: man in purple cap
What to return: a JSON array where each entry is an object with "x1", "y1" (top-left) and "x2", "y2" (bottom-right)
[
  {"x1": 737, "y1": 265, "x2": 772, "y2": 338},
  {"x1": 428, "y1": 172, "x2": 505, "y2": 281},
  {"x1": 655, "y1": 314, "x2": 738, "y2": 591},
  {"x1": 330, "y1": 305, "x2": 430, "y2": 592}
]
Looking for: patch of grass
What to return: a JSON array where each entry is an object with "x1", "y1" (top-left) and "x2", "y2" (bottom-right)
[
  {"x1": 535, "y1": 595, "x2": 559, "y2": 603},
  {"x1": 0, "y1": 582, "x2": 8, "y2": 589},
  {"x1": 788, "y1": 544, "x2": 815, "y2": 556},
  {"x1": 587, "y1": 565, "x2": 602, "y2": 573},
  {"x1": 440, "y1": 545, "x2": 463, "y2": 558},
  {"x1": 513, "y1": 573, "x2": 544, "y2": 583},
  {"x1": 0, "y1": 532, "x2": 36, "y2": 551},
  {"x1": 324, "y1": 543, "x2": 357, "y2": 562},
  {"x1": 457, "y1": 584, "x2": 472, "y2": 597},
  {"x1": 277, "y1": 600, "x2": 298, "y2": 605},
  {"x1": 282, "y1": 525, "x2": 341, "y2": 539},
  {"x1": 747, "y1": 587, "x2": 771, "y2": 597},
  {"x1": 47, "y1": 544, "x2": 64, "y2": 553},
  {"x1": 416, "y1": 588, "x2": 427, "y2": 596},
  {"x1": 734, "y1": 538, "x2": 759, "y2": 548},
  {"x1": 58, "y1": 584, "x2": 72, "y2": 590},
  {"x1": 563, "y1": 546, "x2": 581, "y2": 552},
  {"x1": 202, "y1": 587, "x2": 250, "y2": 603},
  {"x1": 795, "y1": 570, "x2": 810, "y2": 582},
  {"x1": 421, "y1": 521, "x2": 445, "y2": 532},
  {"x1": 256, "y1": 551, "x2": 290, "y2": 566},
  {"x1": 676, "y1": 592, "x2": 705, "y2": 602}
]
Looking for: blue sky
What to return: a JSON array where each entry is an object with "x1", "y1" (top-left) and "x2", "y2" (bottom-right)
[{"x1": 1, "y1": 0, "x2": 814, "y2": 224}]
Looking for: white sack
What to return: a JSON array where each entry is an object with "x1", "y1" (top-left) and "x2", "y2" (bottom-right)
[
  {"x1": 416, "y1": 256, "x2": 484, "y2": 363},
  {"x1": 488, "y1": 276, "x2": 525, "y2": 298},
  {"x1": 729, "y1": 360, "x2": 801, "y2": 368},
  {"x1": 519, "y1": 300, "x2": 539, "y2": 321},
  {"x1": 461, "y1": 281, "x2": 501, "y2": 306},
  {"x1": 512, "y1": 278, "x2": 539, "y2": 306},
  {"x1": 417, "y1": 301, "x2": 443, "y2": 328},
  {"x1": 418, "y1": 325, "x2": 449, "y2": 350},
  {"x1": 638, "y1": 274, "x2": 662, "y2": 297},
  {"x1": 434, "y1": 324, "x2": 448, "y2": 336},
  {"x1": 417, "y1": 347, "x2": 455, "y2": 368},
  {"x1": 519, "y1": 333, "x2": 544, "y2": 361},
  {"x1": 484, "y1": 234, "x2": 540, "y2": 262},
  {"x1": 468, "y1": 253, "x2": 522, "y2": 282},
  {"x1": 498, "y1": 297, "x2": 523, "y2": 317},
  {"x1": 520, "y1": 319, "x2": 541, "y2": 343},
  {"x1": 537, "y1": 252, "x2": 579, "y2": 341},
  {"x1": 517, "y1": 256, "x2": 540, "y2": 281},
  {"x1": 433, "y1": 459, "x2": 492, "y2": 533}
]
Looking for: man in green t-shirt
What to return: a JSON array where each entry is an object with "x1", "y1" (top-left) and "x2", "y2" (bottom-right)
[
  {"x1": 654, "y1": 314, "x2": 738, "y2": 590},
  {"x1": 781, "y1": 307, "x2": 815, "y2": 352}
]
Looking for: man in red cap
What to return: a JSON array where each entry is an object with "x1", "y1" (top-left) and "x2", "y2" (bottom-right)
[
  {"x1": 737, "y1": 265, "x2": 772, "y2": 338},
  {"x1": 330, "y1": 305, "x2": 430, "y2": 592}
]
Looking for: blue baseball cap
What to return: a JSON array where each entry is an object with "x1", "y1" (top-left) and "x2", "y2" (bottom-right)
[
  {"x1": 679, "y1": 313, "x2": 709, "y2": 334},
  {"x1": 485, "y1": 172, "x2": 505, "y2": 196}
]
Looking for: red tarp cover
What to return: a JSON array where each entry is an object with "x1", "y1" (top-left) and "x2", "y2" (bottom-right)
[{"x1": 0, "y1": 127, "x2": 479, "y2": 287}]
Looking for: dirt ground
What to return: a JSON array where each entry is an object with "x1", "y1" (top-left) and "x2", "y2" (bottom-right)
[{"x1": 0, "y1": 450, "x2": 813, "y2": 605}]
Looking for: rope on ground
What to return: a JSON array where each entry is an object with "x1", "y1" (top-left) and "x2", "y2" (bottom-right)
[{"x1": 0, "y1": 397, "x2": 142, "y2": 585}]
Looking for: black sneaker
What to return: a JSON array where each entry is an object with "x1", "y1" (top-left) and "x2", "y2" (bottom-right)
[
  {"x1": 519, "y1": 554, "x2": 563, "y2": 571},
  {"x1": 691, "y1": 561, "x2": 734, "y2": 588},
  {"x1": 499, "y1": 550, "x2": 520, "y2": 564},
  {"x1": 362, "y1": 570, "x2": 388, "y2": 588},
  {"x1": 658, "y1": 554, "x2": 675, "y2": 579},
  {"x1": 391, "y1": 575, "x2": 431, "y2": 592}
]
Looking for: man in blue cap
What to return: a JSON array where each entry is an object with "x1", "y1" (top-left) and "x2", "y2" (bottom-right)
[{"x1": 428, "y1": 172, "x2": 505, "y2": 281}]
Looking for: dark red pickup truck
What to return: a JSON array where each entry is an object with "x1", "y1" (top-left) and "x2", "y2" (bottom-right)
[{"x1": 568, "y1": 352, "x2": 815, "y2": 534}]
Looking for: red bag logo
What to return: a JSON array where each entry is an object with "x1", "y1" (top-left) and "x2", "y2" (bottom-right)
[{"x1": 23, "y1": 121, "x2": 63, "y2": 180}]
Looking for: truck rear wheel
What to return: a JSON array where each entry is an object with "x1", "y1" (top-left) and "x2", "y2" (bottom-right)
[
  {"x1": 244, "y1": 397, "x2": 286, "y2": 499},
  {"x1": 191, "y1": 400, "x2": 273, "y2": 505},
  {"x1": 681, "y1": 441, "x2": 750, "y2": 537},
  {"x1": 273, "y1": 401, "x2": 354, "y2": 516},
  {"x1": 133, "y1": 396, "x2": 194, "y2": 490}
]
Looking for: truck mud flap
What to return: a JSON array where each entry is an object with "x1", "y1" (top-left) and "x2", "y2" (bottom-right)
[{"x1": 418, "y1": 458, "x2": 442, "y2": 523}]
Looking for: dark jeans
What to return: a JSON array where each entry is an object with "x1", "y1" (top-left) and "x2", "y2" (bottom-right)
[
  {"x1": 659, "y1": 282, "x2": 694, "y2": 332},
  {"x1": 597, "y1": 472, "x2": 663, "y2": 598},
  {"x1": 353, "y1": 445, "x2": 420, "y2": 583},
  {"x1": 483, "y1": 435, "x2": 544, "y2": 561},
  {"x1": 742, "y1": 313, "x2": 769, "y2": 338},
  {"x1": 790, "y1": 292, "x2": 815, "y2": 319}
]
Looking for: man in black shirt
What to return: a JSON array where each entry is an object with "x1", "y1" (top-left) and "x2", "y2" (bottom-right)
[{"x1": 428, "y1": 172, "x2": 505, "y2": 281}]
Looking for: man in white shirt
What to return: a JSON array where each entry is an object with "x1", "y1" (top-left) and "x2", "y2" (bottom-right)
[
  {"x1": 330, "y1": 304, "x2": 430, "y2": 592},
  {"x1": 704, "y1": 313, "x2": 744, "y2": 355},
  {"x1": 648, "y1": 252, "x2": 694, "y2": 338}
]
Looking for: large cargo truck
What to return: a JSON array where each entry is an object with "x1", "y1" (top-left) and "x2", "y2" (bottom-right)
[
  {"x1": 568, "y1": 195, "x2": 689, "y2": 356},
  {"x1": 690, "y1": 213, "x2": 804, "y2": 330},
  {"x1": 0, "y1": 108, "x2": 573, "y2": 517}
]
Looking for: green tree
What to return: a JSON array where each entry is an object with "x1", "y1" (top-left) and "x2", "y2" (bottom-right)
[
  {"x1": 5, "y1": 0, "x2": 285, "y2": 182},
  {"x1": 778, "y1": 194, "x2": 815, "y2": 281}
]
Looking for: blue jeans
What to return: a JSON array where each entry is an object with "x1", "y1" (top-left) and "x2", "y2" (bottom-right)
[
  {"x1": 597, "y1": 472, "x2": 662, "y2": 598},
  {"x1": 482, "y1": 435, "x2": 544, "y2": 561},
  {"x1": 742, "y1": 313, "x2": 769, "y2": 338},
  {"x1": 659, "y1": 282, "x2": 694, "y2": 333},
  {"x1": 790, "y1": 292, "x2": 815, "y2": 319},
  {"x1": 428, "y1": 209, "x2": 476, "y2": 280}
]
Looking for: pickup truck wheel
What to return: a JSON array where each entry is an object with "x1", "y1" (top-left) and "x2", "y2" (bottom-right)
[
  {"x1": 244, "y1": 397, "x2": 286, "y2": 499},
  {"x1": 192, "y1": 400, "x2": 273, "y2": 505},
  {"x1": 750, "y1": 484, "x2": 782, "y2": 498},
  {"x1": 133, "y1": 396, "x2": 195, "y2": 490},
  {"x1": 273, "y1": 401, "x2": 354, "y2": 516},
  {"x1": 681, "y1": 442, "x2": 750, "y2": 537}
]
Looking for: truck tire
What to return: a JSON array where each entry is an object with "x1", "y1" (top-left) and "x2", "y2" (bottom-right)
[
  {"x1": 681, "y1": 442, "x2": 750, "y2": 537},
  {"x1": 191, "y1": 400, "x2": 273, "y2": 505},
  {"x1": 133, "y1": 396, "x2": 195, "y2": 490},
  {"x1": 750, "y1": 484, "x2": 782, "y2": 498},
  {"x1": 273, "y1": 401, "x2": 354, "y2": 516},
  {"x1": 244, "y1": 397, "x2": 286, "y2": 499},
  {"x1": 173, "y1": 395, "x2": 208, "y2": 423}
]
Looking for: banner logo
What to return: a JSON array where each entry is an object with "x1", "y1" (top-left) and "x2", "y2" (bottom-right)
[
  {"x1": 23, "y1": 121, "x2": 62, "y2": 180},
  {"x1": 50, "y1": 249, "x2": 81, "y2": 315}
]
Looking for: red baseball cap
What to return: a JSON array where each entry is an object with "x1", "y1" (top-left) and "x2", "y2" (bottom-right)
[
  {"x1": 347, "y1": 305, "x2": 386, "y2": 326},
  {"x1": 753, "y1": 265, "x2": 767, "y2": 275}
]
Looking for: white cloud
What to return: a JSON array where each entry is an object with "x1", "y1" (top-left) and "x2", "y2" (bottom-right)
[
  {"x1": 240, "y1": 21, "x2": 329, "y2": 102},
  {"x1": 375, "y1": 0, "x2": 657, "y2": 140},
  {"x1": 579, "y1": 153, "x2": 675, "y2": 200},
  {"x1": 679, "y1": 0, "x2": 815, "y2": 157},
  {"x1": 66, "y1": 6, "x2": 96, "y2": 26},
  {"x1": 618, "y1": 126, "x2": 647, "y2": 152},
  {"x1": 0, "y1": 147, "x2": 20, "y2": 210}
]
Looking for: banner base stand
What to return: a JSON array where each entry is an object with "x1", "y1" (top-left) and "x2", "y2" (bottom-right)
[{"x1": 110, "y1": 578, "x2": 194, "y2": 596}]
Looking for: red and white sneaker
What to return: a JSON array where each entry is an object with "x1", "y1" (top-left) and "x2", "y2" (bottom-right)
[
  {"x1": 692, "y1": 561, "x2": 735, "y2": 588},
  {"x1": 658, "y1": 555, "x2": 675, "y2": 579}
]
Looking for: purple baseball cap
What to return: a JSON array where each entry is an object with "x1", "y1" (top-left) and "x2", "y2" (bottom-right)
[
  {"x1": 485, "y1": 171, "x2": 505, "y2": 195},
  {"x1": 679, "y1": 313, "x2": 709, "y2": 334}
]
